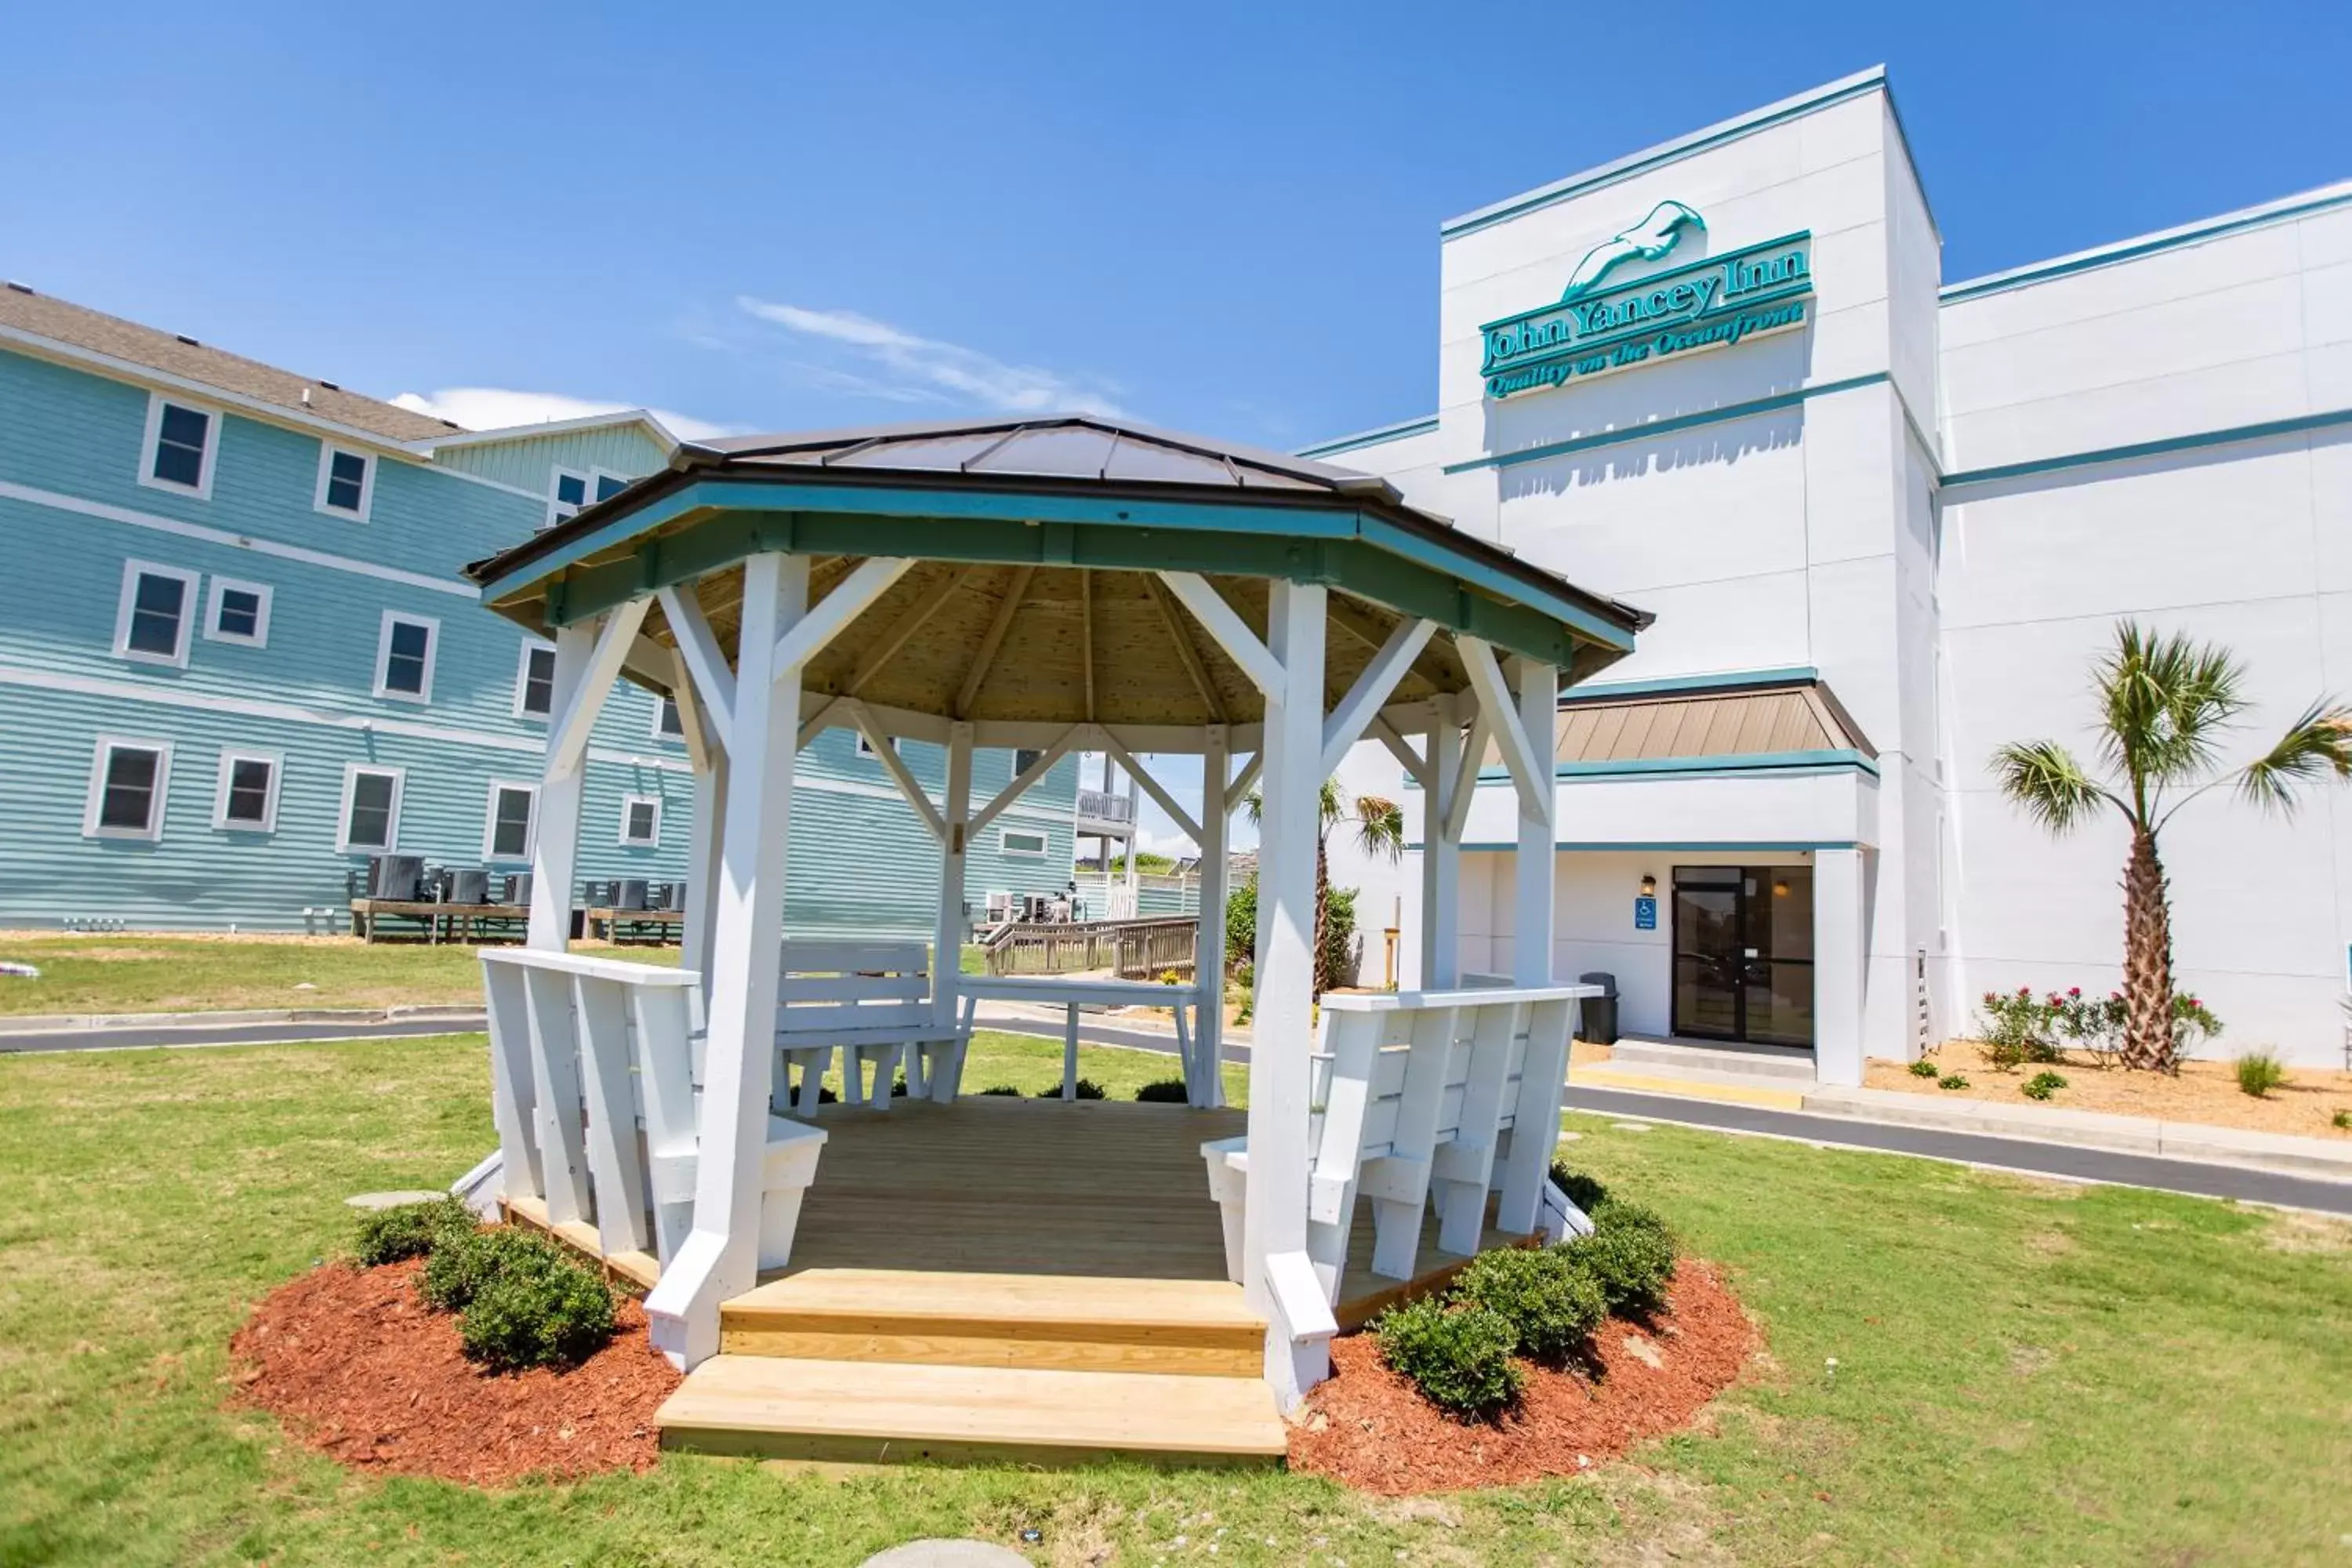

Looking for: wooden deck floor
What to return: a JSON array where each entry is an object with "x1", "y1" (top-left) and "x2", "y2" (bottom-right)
[{"x1": 765, "y1": 1095, "x2": 1534, "y2": 1329}]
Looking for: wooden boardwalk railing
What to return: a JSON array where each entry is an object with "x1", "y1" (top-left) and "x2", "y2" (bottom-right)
[{"x1": 983, "y1": 915, "x2": 1198, "y2": 981}]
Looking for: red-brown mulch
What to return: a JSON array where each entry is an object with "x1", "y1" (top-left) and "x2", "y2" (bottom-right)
[
  {"x1": 1288, "y1": 1261, "x2": 1755, "y2": 1494},
  {"x1": 230, "y1": 1257, "x2": 681, "y2": 1487}
]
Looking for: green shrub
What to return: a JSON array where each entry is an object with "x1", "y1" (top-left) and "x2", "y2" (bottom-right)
[
  {"x1": 2020, "y1": 1070, "x2": 2068, "y2": 1102},
  {"x1": 1567, "y1": 1200, "x2": 1676, "y2": 1316},
  {"x1": 1036, "y1": 1079, "x2": 1106, "y2": 1100},
  {"x1": 2333, "y1": 1109, "x2": 2350, "y2": 1131},
  {"x1": 419, "y1": 1225, "x2": 562, "y2": 1314},
  {"x1": 1938, "y1": 1073, "x2": 1970, "y2": 1091},
  {"x1": 456, "y1": 1250, "x2": 616, "y2": 1371},
  {"x1": 353, "y1": 1196, "x2": 475, "y2": 1267},
  {"x1": 978, "y1": 1084, "x2": 1024, "y2": 1096},
  {"x1": 1133, "y1": 1079, "x2": 1191, "y2": 1103},
  {"x1": 1374, "y1": 1297, "x2": 1523, "y2": 1419},
  {"x1": 2234, "y1": 1051, "x2": 2287, "y2": 1098},
  {"x1": 1976, "y1": 987, "x2": 2066, "y2": 1069},
  {"x1": 1450, "y1": 1247, "x2": 1606, "y2": 1362},
  {"x1": 1545, "y1": 1160, "x2": 1609, "y2": 1215},
  {"x1": 1907, "y1": 1058, "x2": 1942, "y2": 1079}
]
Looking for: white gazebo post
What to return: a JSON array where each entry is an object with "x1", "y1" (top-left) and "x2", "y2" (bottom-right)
[
  {"x1": 1245, "y1": 577, "x2": 1327, "y2": 1402},
  {"x1": 1192, "y1": 725, "x2": 1230, "y2": 1107},
  {"x1": 645, "y1": 552, "x2": 808, "y2": 1366},
  {"x1": 934, "y1": 722, "x2": 974, "y2": 1038},
  {"x1": 659, "y1": 583, "x2": 739, "y2": 1003},
  {"x1": 1511, "y1": 658, "x2": 1557, "y2": 989},
  {"x1": 1418, "y1": 693, "x2": 1465, "y2": 989},
  {"x1": 525, "y1": 623, "x2": 596, "y2": 950}
]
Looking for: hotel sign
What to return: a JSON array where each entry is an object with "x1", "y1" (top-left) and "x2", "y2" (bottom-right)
[{"x1": 1479, "y1": 202, "x2": 1815, "y2": 400}]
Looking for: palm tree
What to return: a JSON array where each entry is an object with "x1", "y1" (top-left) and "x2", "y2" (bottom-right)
[
  {"x1": 1247, "y1": 780, "x2": 1406, "y2": 993},
  {"x1": 1991, "y1": 622, "x2": 2350, "y2": 1070}
]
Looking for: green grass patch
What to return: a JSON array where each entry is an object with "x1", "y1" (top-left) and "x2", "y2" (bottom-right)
[{"x1": 0, "y1": 1036, "x2": 2346, "y2": 1564}]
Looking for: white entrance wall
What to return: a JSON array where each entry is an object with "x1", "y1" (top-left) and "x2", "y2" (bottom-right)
[{"x1": 1315, "y1": 67, "x2": 2352, "y2": 1069}]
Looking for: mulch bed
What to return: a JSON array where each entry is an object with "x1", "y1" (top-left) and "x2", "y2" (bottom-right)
[
  {"x1": 1288, "y1": 1261, "x2": 1755, "y2": 1494},
  {"x1": 230, "y1": 1257, "x2": 681, "y2": 1486}
]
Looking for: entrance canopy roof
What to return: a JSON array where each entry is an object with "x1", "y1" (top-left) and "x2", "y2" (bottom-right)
[{"x1": 465, "y1": 415, "x2": 1650, "y2": 750}]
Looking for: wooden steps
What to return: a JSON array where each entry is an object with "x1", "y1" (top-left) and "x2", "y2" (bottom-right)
[
  {"x1": 720, "y1": 1267, "x2": 1266, "y2": 1377},
  {"x1": 656, "y1": 1355, "x2": 1288, "y2": 1467}
]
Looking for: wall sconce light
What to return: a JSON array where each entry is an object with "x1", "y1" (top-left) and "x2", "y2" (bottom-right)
[
  {"x1": 1639, "y1": 873, "x2": 1657, "y2": 898},
  {"x1": 1773, "y1": 878, "x2": 1791, "y2": 898}
]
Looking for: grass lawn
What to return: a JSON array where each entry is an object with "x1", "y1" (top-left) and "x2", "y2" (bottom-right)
[
  {"x1": 0, "y1": 935, "x2": 994, "y2": 1017},
  {"x1": 2, "y1": 1035, "x2": 2347, "y2": 1566}
]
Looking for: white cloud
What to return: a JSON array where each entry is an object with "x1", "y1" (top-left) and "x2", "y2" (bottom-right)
[
  {"x1": 736, "y1": 296, "x2": 1127, "y2": 419},
  {"x1": 390, "y1": 387, "x2": 736, "y2": 442}
]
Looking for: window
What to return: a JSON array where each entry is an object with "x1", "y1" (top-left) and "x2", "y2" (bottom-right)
[
  {"x1": 1013, "y1": 747, "x2": 1044, "y2": 776},
  {"x1": 655, "y1": 695, "x2": 684, "y2": 739},
  {"x1": 619, "y1": 793, "x2": 662, "y2": 847},
  {"x1": 338, "y1": 764, "x2": 403, "y2": 852},
  {"x1": 113, "y1": 559, "x2": 199, "y2": 666},
  {"x1": 314, "y1": 445, "x2": 375, "y2": 520},
  {"x1": 140, "y1": 394, "x2": 218, "y2": 498},
  {"x1": 595, "y1": 471, "x2": 629, "y2": 503},
  {"x1": 856, "y1": 731, "x2": 896, "y2": 759},
  {"x1": 514, "y1": 641, "x2": 557, "y2": 718},
  {"x1": 1000, "y1": 827, "x2": 1048, "y2": 858},
  {"x1": 204, "y1": 577, "x2": 272, "y2": 647},
  {"x1": 373, "y1": 611, "x2": 438, "y2": 702},
  {"x1": 546, "y1": 468, "x2": 590, "y2": 529},
  {"x1": 484, "y1": 782, "x2": 536, "y2": 861},
  {"x1": 212, "y1": 750, "x2": 280, "y2": 832},
  {"x1": 84, "y1": 738, "x2": 172, "y2": 840}
]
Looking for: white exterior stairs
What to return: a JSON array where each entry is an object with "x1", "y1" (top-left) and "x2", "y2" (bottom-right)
[{"x1": 654, "y1": 1267, "x2": 1289, "y2": 1466}]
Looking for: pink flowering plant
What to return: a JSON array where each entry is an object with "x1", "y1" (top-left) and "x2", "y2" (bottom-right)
[{"x1": 1976, "y1": 983, "x2": 2221, "y2": 1071}]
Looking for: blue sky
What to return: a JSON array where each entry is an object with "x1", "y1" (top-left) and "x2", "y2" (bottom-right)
[
  {"x1": 5, "y1": 1, "x2": 2345, "y2": 857},
  {"x1": 4, "y1": 1, "x2": 2346, "y2": 452}
]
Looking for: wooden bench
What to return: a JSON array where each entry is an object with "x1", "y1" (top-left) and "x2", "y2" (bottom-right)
[
  {"x1": 775, "y1": 940, "x2": 970, "y2": 1114},
  {"x1": 1200, "y1": 984, "x2": 1595, "y2": 1308}
]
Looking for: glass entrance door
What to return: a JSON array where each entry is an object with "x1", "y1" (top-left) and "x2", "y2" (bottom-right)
[{"x1": 1671, "y1": 866, "x2": 1815, "y2": 1047}]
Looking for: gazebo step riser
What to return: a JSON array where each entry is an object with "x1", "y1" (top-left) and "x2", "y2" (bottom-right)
[
  {"x1": 717, "y1": 1319, "x2": 1264, "y2": 1377},
  {"x1": 658, "y1": 1428, "x2": 1280, "y2": 1468}
]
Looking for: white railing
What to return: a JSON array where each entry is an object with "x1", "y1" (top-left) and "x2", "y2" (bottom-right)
[
  {"x1": 1201, "y1": 982, "x2": 1596, "y2": 1396},
  {"x1": 477, "y1": 949, "x2": 826, "y2": 1304}
]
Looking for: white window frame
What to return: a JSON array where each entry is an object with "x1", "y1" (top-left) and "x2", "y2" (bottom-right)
[
  {"x1": 1000, "y1": 826, "x2": 1048, "y2": 858},
  {"x1": 212, "y1": 749, "x2": 282, "y2": 833},
  {"x1": 855, "y1": 731, "x2": 897, "y2": 759},
  {"x1": 313, "y1": 442, "x2": 376, "y2": 521},
  {"x1": 589, "y1": 466, "x2": 633, "y2": 505},
  {"x1": 482, "y1": 779, "x2": 539, "y2": 862},
  {"x1": 202, "y1": 576, "x2": 274, "y2": 648},
  {"x1": 336, "y1": 763, "x2": 405, "y2": 854},
  {"x1": 546, "y1": 466, "x2": 590, "y2": 529},
  {"x1": 653, "y1": 694, "x2": 684, "y2": 740},
  {"x1": 618, "y1": 793, "x2": 663, "y2": 847},
  {"x1": 137, "y1": 391, "x2": 221, "y2": 499},
  {"x1": 513, "y1": 638, "x2": 557, "y2": 720},
  {"x1": 113, "y1": 558, "x2": 201, "y2": 668},
  {"x1": 372, "y1": 609, "x2": 440, "y2": 703},
  {"x1": 82, "y1": 735, "x2": 173, "y2": 840}
]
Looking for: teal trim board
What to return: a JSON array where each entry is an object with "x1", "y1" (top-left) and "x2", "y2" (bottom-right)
[
  {"x1": 1294, "y1": 415, "x2": 1440, "y2": 460},
  {"x1": 1940, "y1": 181, "x2": 2352, "y2": 303},
  {"x1": 1563, "y1": 666, "x2": 1819, "y2": 701},
  {"x1": 1410, "y1": 840, "x2": 1864, "y2": 853},
  {"x1": 1444, "y1": 374, "x2": 1888, "y2": 474},
  {"x1": 1940, "y1": 406, "x2": 2352, "y2": 491},
  {"x1": 1462, "y1": 748, "x2": 1880, "y2": 783}
]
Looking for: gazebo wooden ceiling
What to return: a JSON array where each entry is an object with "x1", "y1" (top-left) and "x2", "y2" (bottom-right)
[{"x1": 464, "y1": 416, "x2": 1650, "y2": 742}]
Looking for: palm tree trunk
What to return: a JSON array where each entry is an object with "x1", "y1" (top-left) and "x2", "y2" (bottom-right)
[
  {"x1": 1311, "y1": 833, "x2": 1331, "y2": 995},
  {"x1": 2120, "y1": 826, "x2": 2176, "y2": 1070}
]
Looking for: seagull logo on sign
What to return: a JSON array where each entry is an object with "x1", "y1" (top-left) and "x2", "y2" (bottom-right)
[{"x1": 1559, "y1": 201, "x2": 1706, "y2": 301}]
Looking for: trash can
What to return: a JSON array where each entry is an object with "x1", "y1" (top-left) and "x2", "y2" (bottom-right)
[{"x1": 1577, "y1": 971, "x2": 1620, "y2": 1045}]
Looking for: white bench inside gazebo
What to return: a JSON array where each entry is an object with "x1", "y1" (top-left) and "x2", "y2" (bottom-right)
[{"x1": 456, "y1": 415, "x2": 1647, "y2": 1465}]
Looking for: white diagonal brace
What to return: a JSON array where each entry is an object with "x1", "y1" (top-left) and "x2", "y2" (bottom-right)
[
  {"x1": 669, "y1": 648, "x2": 716, "y2": 774},
  {"x1": 796, "y1": 694, "x2": 842, "y2": 752},
  {"x1": 548, "y1": 597, "x2": 650, "y2": 779},
  {"x1": 657, "y1": 585, "x2": 735, "y2": 754},
  {"x1": 1457, "y1": 636, "x2": 1546, "y2": 811},
  {"x1": 968, "y1": 724, "x2": 1083, "y2": 839},
  {"x1": 1224, "y1": 750, "x2": 1263, "y2": 815},
  {"x1": 1157, "y1": 572, "x2": 1283, "y2": 697},
  {"x1": 1098, "y1": 732, "x2": 1203, "y2": 846},
  {"x1": 1443, "y1": 709, "x2": 1490, "y2": 843},
  {"x1": 1371, "y1": 714, "x2": 1431, "y2": 788},
  {"x1": 1320, "y1": 617, "x2": 1436, "y2": 778},
  {"x1": 845, "y1": 699, "x2": 946, "y2": 841},
  {"x1": 771, "y1": 556, "x2": 913, "y2": 680}
]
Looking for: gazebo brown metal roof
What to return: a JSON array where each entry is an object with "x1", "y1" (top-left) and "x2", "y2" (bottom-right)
[{"x1": 465, "y1": 415, "x2": 1651, "y2": 740}]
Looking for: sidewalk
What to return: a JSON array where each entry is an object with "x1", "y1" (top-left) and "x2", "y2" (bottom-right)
[{"x1": 0, "y1": 1002, "x2": 486, "y2": 1035}]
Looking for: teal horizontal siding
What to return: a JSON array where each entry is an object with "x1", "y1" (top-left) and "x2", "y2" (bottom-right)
[{"x1": 430, "y1": 424, "x2": 670, "y2": 496}]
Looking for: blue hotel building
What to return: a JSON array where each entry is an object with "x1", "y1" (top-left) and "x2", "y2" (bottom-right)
[{"x1": 0, "y1": 285, "x2": 1080, "y2": 934}]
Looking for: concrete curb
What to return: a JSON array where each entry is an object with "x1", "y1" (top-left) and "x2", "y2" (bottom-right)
[
  {"x1": 0, "y1": 1004, "x2": 487, "y2": 1035},
  {"x1": 1800, "y1": 1084, "x2": 2352, "y2": 1182}
]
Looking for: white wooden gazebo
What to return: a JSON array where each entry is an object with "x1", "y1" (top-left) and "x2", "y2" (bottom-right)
[{"x1": 460, "y1": 416, "x2": 1646, "y2": 1454}]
